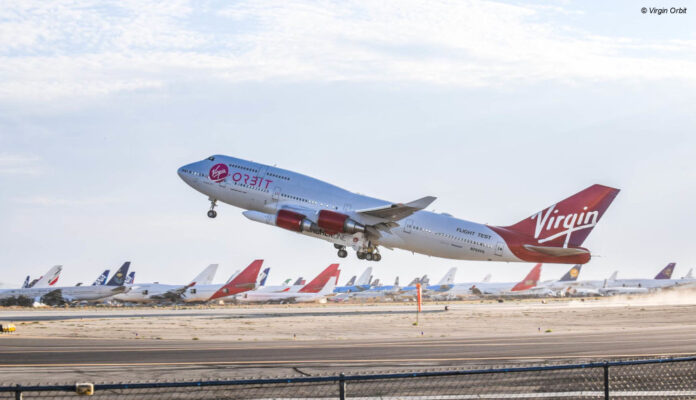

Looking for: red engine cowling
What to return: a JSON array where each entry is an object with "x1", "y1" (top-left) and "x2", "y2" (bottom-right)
[
  {"x1": 317, "y1": 210, "x2": 365, "y2": 234},
  {"x1": 276, "y1": 210, "x2": 307, "y2": 232},
  {"x1": 276, "y1": 210, "x2": 320, "y2": 233}
]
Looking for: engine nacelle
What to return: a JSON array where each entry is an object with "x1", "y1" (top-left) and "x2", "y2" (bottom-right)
[
  {"x1": 317, "y1": 210, "x2": 366, "y2": 234},
  {"x1": 276, "y1": 210, "x2": 320, "y2": 233}
]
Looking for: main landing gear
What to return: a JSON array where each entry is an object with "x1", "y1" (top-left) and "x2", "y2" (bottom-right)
[
  {"x1": 356, "y1": 249, "x2": 381, "y2": 262},
  {"x1": 207, "y1": 198, "x2": 218, "y2": 218},
  {"x1": 334, "y1": 244, "x2": 348, "y2": 258}
]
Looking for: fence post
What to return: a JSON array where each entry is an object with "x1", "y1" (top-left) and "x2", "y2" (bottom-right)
[
  {"x1": 339, "y1": 373, "x2": 346, "y2": 400},
  {"x1": 603, "y1": 362, "x2": 610, "y2": 400},
  {"x1": 14, "y1": 384, "x2": 22, "y2": 400}
]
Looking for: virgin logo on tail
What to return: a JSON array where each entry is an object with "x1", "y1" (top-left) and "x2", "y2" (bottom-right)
[
  {"x1": 209, "y1": 164, "x2": 229, "y2": 182},
  {"x1": 532, "y1": 204, "x2": 599, "y2": 247}
]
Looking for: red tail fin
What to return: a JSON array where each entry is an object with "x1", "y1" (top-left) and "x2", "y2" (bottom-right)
[
  {"x1": 209, "y1": 259, "x2": 263, "y2": 300},
  {"x1": 511, "y1": 264, "x2": 541, "y2": 291},
  {"x1": 299, "y1": 264, "x2": 340, "y2": 293},
  {"x1": 503, "y1": 184, "x2": 620, "y2": 248}
]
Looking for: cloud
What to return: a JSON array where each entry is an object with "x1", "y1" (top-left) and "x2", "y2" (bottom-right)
[
  {"x1": 0, "y1": 153, "x2": 42, "y2": 176},
  {"x1": 1, "y1": 0, "x2": 695, "y2": 102}
]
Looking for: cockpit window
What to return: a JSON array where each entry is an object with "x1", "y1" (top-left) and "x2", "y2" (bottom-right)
[{"x1": 207, "y1": 156, "x2": 215, "y2": 161}]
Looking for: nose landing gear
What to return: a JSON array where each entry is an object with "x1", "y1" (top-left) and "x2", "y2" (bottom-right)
[{"x1": 207, "y1": 198, "x2": 218, "y2": 218}]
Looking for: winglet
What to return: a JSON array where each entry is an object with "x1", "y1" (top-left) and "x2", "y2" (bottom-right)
[{"x1": 406, "y1": 196, "x2": 437, "y2": 210}]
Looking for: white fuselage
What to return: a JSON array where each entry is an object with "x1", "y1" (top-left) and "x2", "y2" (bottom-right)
[
  {"x1": 0, "y1": 285, "x2": 126, "y2": 302},
  {"x1": 178, "y1": 156, "x2": 518, "y2": 262},
  {"x1": 235, "y1": 290, "x2": 328, "y2": 303},
  {"x1": 113, "y1": 283, "x2": 186, "y2": 302}
]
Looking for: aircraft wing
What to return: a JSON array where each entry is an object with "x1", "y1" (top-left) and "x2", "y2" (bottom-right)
[{"x1": 356, "y1": 196, "x2": 436, "y2": 222}]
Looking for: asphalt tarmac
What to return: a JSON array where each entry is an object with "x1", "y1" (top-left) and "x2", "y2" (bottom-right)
[{"x1": 2, "y1": 327, "x2": 695, "y2": 369}]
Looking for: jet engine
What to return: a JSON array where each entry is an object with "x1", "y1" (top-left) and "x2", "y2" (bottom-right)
[
  {"x1": 317, "y1": 210, "x2": 365, "y2": 234},
  {"x1": 276, "y1": 210, "x2": 320, "y2": 233}
]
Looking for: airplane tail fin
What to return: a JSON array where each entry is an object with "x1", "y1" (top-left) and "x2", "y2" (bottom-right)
[
  {"x1": 345, "y1": 275, "x2": 356, "y2": 286},
  {"x1": 437, "y1": 268, "x2": 457, "y2": 286},
  {"x1": 258, "y1": 267, "x2": 270, "y2": 286},
  {"x1": 22, "y1": 276, "x2": 30, "y2": 289},
  {"x1": 685, "y1": 268, "x2": 694, "y2": 280},
  {"x1": 125, "y1": 271, "x2": 135, "y2": 285},
  {"x1": 511, "y1": 264, "x2": 542, "y2": 292},
  {"x1": 501, "y1": 184, "x2": 620, "y2": 248},
  {"x1": 92, "y1": 269, "x2": 110, "y2": 286},
  {"x1": 318, "y1": 268, "x2": 341, "y2": 295},
  {"x1": 608, "y1": 271, "x2": 618, "y2": 281},
  {"x1": 293, "y1": 277, "x2": 305, "y2": 286},
  {"x1": 420, "y1": 275, "x2": 430, "y2": 286},
  {"x1": 33, "y1": 265, "x2": 62, "y2": 288},
  {"x1": 226, "y1": 270, "x2": 240, "y2": 284},
  {"x1": 394, "y1": 276, "x2": 399, "y2": 287},
  {"x1": 654, "y1": 263, "x2": 676, "y2": 280},
  {"x1": 189, "y1": 264, "x2": 218, "y2": 287},
  {"x1": 106, "y1": 262, "x2": 130, "y2": 286},
  {"x1": 356, "y1": 267, "x2": 372, "y2": 287},
  {"x1": 559, "y1": 265, "x2": 582, "y2": 282},
  {"x1": 210, "y1": 260, "x2": 264, "y2": 300},
  {"x1": 299, "y1": 264, "x2": 340, "y2": 293},
  {"x1": 482, "y1": 273, "x2": 492, "y2": 283}
]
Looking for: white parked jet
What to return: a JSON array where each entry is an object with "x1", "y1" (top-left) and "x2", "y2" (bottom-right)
[
  {"x1": 179, "y1": 156, "x2": 619, "y2": 263},
  {"x1": 181, "y1": 260, "x2": 263, "y2": 303},
  {"x1": 23, "y1": 265, "x2": 62, "y2": 288},
  {"x1": 114, "y1": 264, "x2": 219, "y2": 303},
  {"x1": 0, "y1": 263, "x2": 130, "y2": 304},
  {"x1": 237, "y1": 264, "x2": 340, "y2": 303}
]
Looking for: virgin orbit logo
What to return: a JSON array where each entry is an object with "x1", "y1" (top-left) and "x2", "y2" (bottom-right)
[
  {"x1": 532, "y1": 205, "x2": 599, "y2": 247},
  {"x1": 209, "y1": 163, "x2": 229, "y2": 182}
]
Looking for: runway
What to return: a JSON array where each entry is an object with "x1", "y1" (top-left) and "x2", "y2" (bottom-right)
[{"x1": 2, "y1": 328, "x2": 696, "y2": 368}]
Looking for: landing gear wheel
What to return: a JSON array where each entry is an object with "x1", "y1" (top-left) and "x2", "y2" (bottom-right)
[
  {"x1": 365, "y1": 253, "x2": 374, "y2": 261},
  {"x1": 207, "y1": 198, "x2": 218, "y2": 218},
  {"x1": 337, "y1": 249, "x2": 348, "y2": 258},
  {"x1": 357, "y1": 252, "x2": 366, "y2": 260},
  {"x1": 334, "y1": 243, "x2": 343, "y2": 250},
  {"x1": 373, "y1": 253, "x2": 382, "y2": 262}
]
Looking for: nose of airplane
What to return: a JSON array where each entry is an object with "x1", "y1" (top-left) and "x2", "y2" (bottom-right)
[{"x1": 177, "y1": 163, "x2": 197, "y2": 184}]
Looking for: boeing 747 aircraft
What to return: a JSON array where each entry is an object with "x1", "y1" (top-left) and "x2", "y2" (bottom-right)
[{"x1": 179, "y1": 155, "x2": 619, "y2": 263}]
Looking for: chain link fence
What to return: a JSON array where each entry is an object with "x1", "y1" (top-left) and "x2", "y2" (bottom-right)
[{"x1": 1, "y1": 357, "x2": 695, "y2": 399}]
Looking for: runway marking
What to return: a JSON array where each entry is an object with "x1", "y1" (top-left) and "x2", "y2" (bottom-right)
[
  {"x1": 4, "y1": 336, "x2": 696, "y2": 354},
  {"x1": 1, "y1": 352, "x2": 695, "y2": 367}
]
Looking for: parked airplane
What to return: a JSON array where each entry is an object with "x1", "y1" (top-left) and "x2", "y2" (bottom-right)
[
  {"x1": 426, "y1": 268, "x2": 457, "y2": 292},
  {"x1": 181, "y1": 260, "x2": 263, "y2": 302},
  {"x1": 114, "y1": 264, "x2": 218, "y2": 302},
  {"x1": 258, "y1": 267, "x2": 270, "y2": 286},
  {"x1": 466, "y1": 264, "x2": 547, "y2": 297},
  {"x1": 0, "y1": 263, "x2": 130, "y2": 304},
  {"x1": 335, "y1": 267, "x2": 372, "y2": 293},
  {"x1": 125, "y1": 271, "x2": 135, "y2": 285},
  {"x1": 237, "y1": 264, "x2": 340, "y2": 303},
  {"x1": 179, "y1": 156, "x2": 619, "y2": 263},
  {"x1": 92, "y1": 269, "x2": 110, "y2": 286},
  {"x1": 540, "y1": 265, "x2": 583, "y2": 292},
  {"x1": 24, "y1": 265, "x2": 62, "y2": 288},
  {"x1": 609, "y1": 263, "x2": 678, "y2": 289}
]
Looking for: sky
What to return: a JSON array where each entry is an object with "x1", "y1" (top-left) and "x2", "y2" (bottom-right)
[{"x1": 1, "y1": 0, "x2": 695, "y2": 288}]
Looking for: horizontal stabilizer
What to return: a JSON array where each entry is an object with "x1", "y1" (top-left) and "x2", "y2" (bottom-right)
[
  {"x1": 357, "y1": 196, "x2": 436, "y2": 221},
  {"x1": 523, "y1": 245, "x2": 589, "y2": 257}
]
